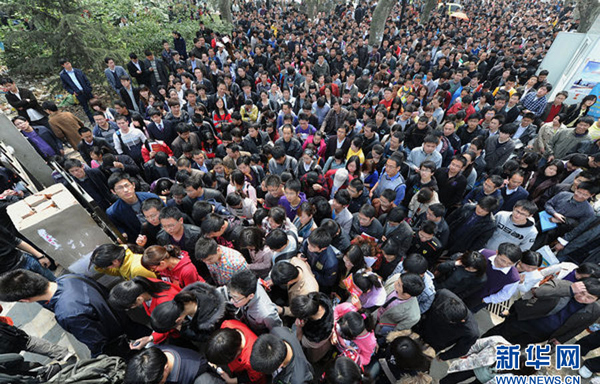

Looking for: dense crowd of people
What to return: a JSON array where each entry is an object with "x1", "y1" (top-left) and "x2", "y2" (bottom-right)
[{"x1": 0, "y1": 0, "x2": 600, "y2": 383}]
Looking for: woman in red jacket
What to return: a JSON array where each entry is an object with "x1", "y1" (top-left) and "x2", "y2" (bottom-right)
[
  {"x1": 141, "y1": 245, "x2": 205, "y2": 288},
  {"x1": 212, "y1": 98, "x2": 232, "y2": 130},
  {"x1": 108, "y1": 276, "x2": 181, "y2": 349}
]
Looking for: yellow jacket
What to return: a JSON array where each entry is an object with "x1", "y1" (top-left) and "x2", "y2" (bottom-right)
[
  {"x1": 95, "y1": 247, "x2": 156, "y2": 280},
  {"x1": 241, "y1": 105, "x2": 259, "y2": 123},
  {"x1": 346, "y1": 147, "x2": 365, "y2": 165}
]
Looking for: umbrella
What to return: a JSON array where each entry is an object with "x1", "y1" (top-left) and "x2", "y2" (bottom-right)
[{"x1": 450, "y1": 11, "x2": 469, "y2": 21}]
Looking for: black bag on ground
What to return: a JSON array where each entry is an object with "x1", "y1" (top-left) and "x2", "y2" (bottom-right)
[{"x1": 44, "y1": 355, "x2": 125, "y2": 384}]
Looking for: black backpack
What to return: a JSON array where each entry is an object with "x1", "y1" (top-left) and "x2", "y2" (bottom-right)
[{"x1": 44, "y1": 355, "x2": 125, "y2": 384}]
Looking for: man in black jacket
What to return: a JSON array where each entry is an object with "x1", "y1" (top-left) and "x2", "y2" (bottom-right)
[
  {"x1": 0, "y1": 269, "x2": 149, "y2": 358},
  {"x1": 484, "y1": 278, "x2": 600, "y2": 345},
  {"x1": 126, "y1": 53, "x2": 151, "y2": 87},
  {"x1": 143, "y1": 50, "x2": 170, "y2": 94},
  {"x1": 64, "y1": 159, "x2": 114, "y2": 210},
  {"x1": 77, "y1": 127, "x2": 114, "y2": 166},
  {"x1": 324, "y1": 125, "x2": 352, "y2": 159},
  {"x1": 1, "y1": 78, "x2": 48, "y2": 127},
  {"x1": 446, "y1": 196, "x2": 499, "y2": 255},
  {"x1": 156, "y1": 206, "x2": 202, "y2": 256},
  {"x1": 414, "y1": 289, "x2": 479, "y2": 361},
  {"x1": 147, "y1": 108, "x2": 177, "y2": 146},
  {"x1": 118, "y1": 76, "x2": 141, "y2": 113},
  {"x1": 242, "y1": 125, "x2": 271, "y2": 154}
]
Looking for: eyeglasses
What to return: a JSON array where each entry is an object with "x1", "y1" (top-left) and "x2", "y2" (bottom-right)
[
  {"x1": 230, "y1": 295, "x2": 247, "y2": 304},
  {"x1": 162, "y1": 222, "x2": 179, "y2": 230},
  {"x1": 114, "y1": 183, "x2": 134, "y2": 192}
]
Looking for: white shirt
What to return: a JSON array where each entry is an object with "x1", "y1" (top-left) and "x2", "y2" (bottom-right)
[
  {"x1": 112, "y1": 127, "x2": 147, "y2": 154},
  {"x1": 11, "y1": 91, "x2": 45, "y2": 122},
  {"x1": 66, "y1": 70, "x2": 84, "y2": 91}
]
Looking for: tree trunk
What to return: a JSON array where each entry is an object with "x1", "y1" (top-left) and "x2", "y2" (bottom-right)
[
  {"x1": 421, "y1": 0, "x2": 437, "y2": 24},
  {"x1": 577, "y1": 0, "x2": 600, "y2": 33},
  {"x1": 305, "y1": 0, "x2": 318, "y2": 20},
  {"x1": 368, "y1": 0, "x2": 396, "y2": 49},
  {"x1": 217, "y1": 0, "x2": 233, "y2": 25}
]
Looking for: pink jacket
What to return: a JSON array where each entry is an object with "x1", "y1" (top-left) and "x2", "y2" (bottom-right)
[{"x1": 333, "y1": 303, "x2": 377, "y2": 367}]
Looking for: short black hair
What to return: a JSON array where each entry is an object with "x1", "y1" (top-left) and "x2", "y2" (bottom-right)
[
  {"x1": 578, "y1": 181, "x2": 600, "y2": 196},
  {"x1": 107, "y1": 172, "x2": 134, "y2": 190},
  {"x1": 265, "y1": 174, "x2": 282, "y2": 188},
  {"x1": 436, "y1": 295, "x2": 468, "y2": 324},
  {"x1": 206, "y1": 328, "x2": 243, "y2": 365},
  {"x1": 194, "y1": 237, "x2": 219, "y2": 260},
  {"x1": 420, "y1": 220, "x2": 437, "y2": 235},
  {"x1": 285, "y1": 178, "x2": 301, "y2": 193},
  {"x1": 583, "y1": 277, "x2": 600, "y2": 298},
  {"x1": 63, "y1": 158, "x2": 83, "y2": 171},
  {"x1": 497, "y1": 242, "x2": 522, "y2": 263},
  {"x1": 271, "y1": 146, "x2": 286, "y2": 160},
  {"x1": 228, "y1": 269, "x2": 258, "y2": 297},
  {"x1": 192, "y1": 201, "x2": 213, "y2": 223},
  {"x1": 41, "y1": 101, "x2": 58, "y2": 112},
  {"x1": 268, "y1": 207, "x2": 287, "y2": 226},
  {"x1": 271, "y1": 261, "x2": 300, "y2": 286},
  {"x1": 513, "y1": 200, "x2": 537, "y2": 215},
  {"x1": 403, "y1": 254, "x2": 428, "y2": 275},
  {"x1": 201, "y1": 213, "x2": 226, "y2": 234},
  {"x1": 428, "y1": 203, "x2": 445, "y2": 218},
  {"x1": 400, "y1": 273, "x2": 425, "y2": 297},
  {"x1": 334, "y1": 189, "x2": 351, "y2": 206},
  {"x1": 521, "y1": 250, "x2": 543, "y2": 267},
  {"x1": 251, "y1": 334, "x2": 288, "y2": 374},
  {"x1": 488, "y1": 174, "x2": 504, "y2": 188},
  {"x1": 124, "y1": 347, "x2": 168, "y2": 384},
  {"x1": 359, "y1": 204, "x2": 376, "y2": 219},
  {"x1": 0, "y1": 269, "x2": 50, "y2": 302},
  {"x1": 265, "y1": 229, "x2": 289, "y2": 250},
  {"x1": 499, "y1": 124, "x2": 518, "y2": 136},
  {"x1": 290, "y1": 292, "x2": 321, "y2": 319},
  {"x1": 349, "y1": 178, "x2": 364, "y2": 191},
  {"x1": 477, "y1": 196, "x2": 500, "y2": 213},
  {"x1": 91, "y1": 244, "x2": 126, "y2": 268},
  {"x1": 307, "y1": 227, "x2": 332, "y2": 249},
  {"x1": 159, "y1": 206, "x2": 184, "y2": 221}
]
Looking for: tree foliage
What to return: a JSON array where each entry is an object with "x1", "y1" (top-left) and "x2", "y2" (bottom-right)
[{"x1": 0, "y1": 0, "x2": 232, "y2": 87}]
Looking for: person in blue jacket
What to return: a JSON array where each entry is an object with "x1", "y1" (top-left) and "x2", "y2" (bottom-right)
[
  {"x1": 299, "y1": 227, "x2": 340, "y2": 294},
  {"x1": 106, "y1": 172, "x2": 160, "y2": 240},
  {"x1": 0, "y1": 269, "x2": 149, "y2": 358}
]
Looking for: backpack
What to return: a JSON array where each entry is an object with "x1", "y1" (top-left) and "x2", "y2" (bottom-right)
[
  {"x1": 45, "y1": 355, "x2": 125, "y2": 384},
  {"x1": 0, "y1": 323, "x2": 29, "y2": 354}
]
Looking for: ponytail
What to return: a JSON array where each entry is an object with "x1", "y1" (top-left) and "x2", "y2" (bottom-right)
[
  {"x1": 132, "y1": 276, "x2": 171, "y2": 297},
  {"x1": 353, "y1": 270, "x2": 382, "y2": 293},
  {"x1": 108, "y1": 277, "x2": 171, "y2": 311},
  {"x1": 338, "y1": 311, "x2": 374, "y2": 340},
  {"x1": 164, "y1": 244, "x2": 181, "y2": 258},
  {"x1": 290, "y1": 292, "x2": 321, "y2": 320},
  {"x1": 142, "y1": 245, "x2": 181, "y2": 269}
]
